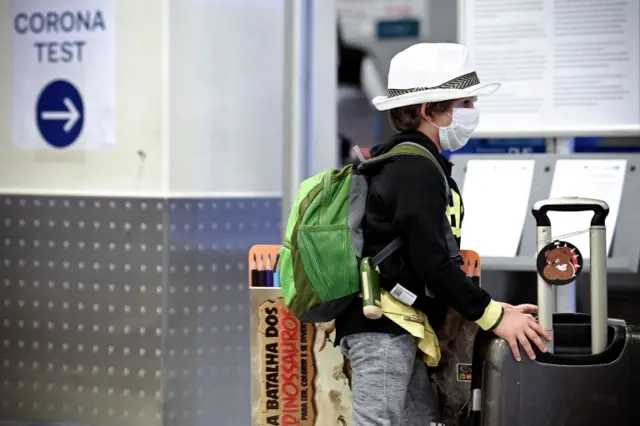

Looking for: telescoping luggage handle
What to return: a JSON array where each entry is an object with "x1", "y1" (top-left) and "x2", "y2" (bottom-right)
[{"x1": 531, "y1": 197, "x2": 609, "y2": 355}]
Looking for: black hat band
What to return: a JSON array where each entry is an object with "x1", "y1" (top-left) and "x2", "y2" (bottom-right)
[{"x1": 387, "y1": 71, "x2": 480, "y2": 98}]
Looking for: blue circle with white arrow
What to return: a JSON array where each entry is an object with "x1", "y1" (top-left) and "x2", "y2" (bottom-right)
[{"x1": 36, "y1": 79, "x2": 84, "y2": 148}]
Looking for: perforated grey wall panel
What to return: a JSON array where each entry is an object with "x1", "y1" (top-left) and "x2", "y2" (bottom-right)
[
  {"x1": 0, "y1": 195, "x2": 281, "y2": 426},
  {"x1": 164, "y1": 198, "x2": 281, "y2": 426},
  {"x1": 0, "y1": 196, "x2": 166, "y2": 426}
]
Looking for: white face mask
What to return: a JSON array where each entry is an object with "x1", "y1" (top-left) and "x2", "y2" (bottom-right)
[{"x1": 432, "y1": 108, "x2": 480, "y2": 152}]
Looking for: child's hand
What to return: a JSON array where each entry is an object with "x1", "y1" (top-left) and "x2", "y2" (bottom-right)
[
  {"x1": 316, "y1": 321, "x2": 336, "y2": 351},
  {"x1": 493, "y1": 308, "x2": 550, "y2": 361},
  {"x1": 502, "y1": 302, "x2": 538, "y2": 315}
]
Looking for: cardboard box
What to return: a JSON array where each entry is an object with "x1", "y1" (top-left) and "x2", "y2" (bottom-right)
[{"x1": 250, "y1": 288, "x2": 353, "y2": 426}]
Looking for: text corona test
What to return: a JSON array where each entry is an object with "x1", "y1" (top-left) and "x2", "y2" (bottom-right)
[{"x1": 13, "y1": 9, "x2": 107, "y2": 64}]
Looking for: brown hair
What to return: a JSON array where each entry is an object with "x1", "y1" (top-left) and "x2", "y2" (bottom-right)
[{"x1": 388, "y1": 100, "x2": 454, "y2": 131}]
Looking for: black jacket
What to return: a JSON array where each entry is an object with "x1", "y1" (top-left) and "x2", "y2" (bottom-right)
[{"x1": 335, "y1": 131, "x2": 493, "y2": 343}]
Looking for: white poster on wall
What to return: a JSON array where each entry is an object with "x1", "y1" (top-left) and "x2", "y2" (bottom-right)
[
  {"x1": 547, "y1": 159, "x2": 626, "y2": 258},
  {"x1": 11, "y1": 0, "x2": 116, "y2": 150},
  {"x1": 337, "y1": 0, "x2": 428, "y2": 41},
  {"x1": 459, "y1": 0, "x2": 640, "y2": 137}
]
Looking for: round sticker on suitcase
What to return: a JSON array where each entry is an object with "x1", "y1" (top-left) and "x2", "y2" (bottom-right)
[{"x1": 536, "y1": 240, "x2": 583, "y2": 286}]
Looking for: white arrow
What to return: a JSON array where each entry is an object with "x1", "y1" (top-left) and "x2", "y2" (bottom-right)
[{"x1": 41, "y1": 97, "x2": 81, "y2": 132}]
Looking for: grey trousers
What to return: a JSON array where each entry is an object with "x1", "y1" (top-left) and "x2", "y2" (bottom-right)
[{"x1": 340, "y1": 332, "x2": 441, "y2": 426}]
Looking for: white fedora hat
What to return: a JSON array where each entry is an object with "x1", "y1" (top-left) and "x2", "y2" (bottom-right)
[{"x1": 372, "y1": 43, "x2": 501, "y2": 111}]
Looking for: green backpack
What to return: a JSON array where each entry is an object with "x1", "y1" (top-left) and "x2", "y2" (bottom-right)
[{"x1": 279, "y1": 142, "x2": 450, "y2": 323}]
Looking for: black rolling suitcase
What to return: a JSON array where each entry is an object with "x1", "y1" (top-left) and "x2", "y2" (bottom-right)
[{"x1": 468, "y1": 197, "x2": 640, "y2": 426}]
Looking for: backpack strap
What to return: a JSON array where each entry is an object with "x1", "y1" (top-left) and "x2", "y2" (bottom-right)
[
  {"x1": 371, "y1": 237, "x2": 403, "y2": 267},
  {"x1": 370, "y1": 142, "x2": 462, "y2": 268},
  {"x1": 361, "y1": 142, "x2": 450, "y2": 196},
  {"x1": 386, "y1": 142, "x2": 450, "y2": 197}
]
